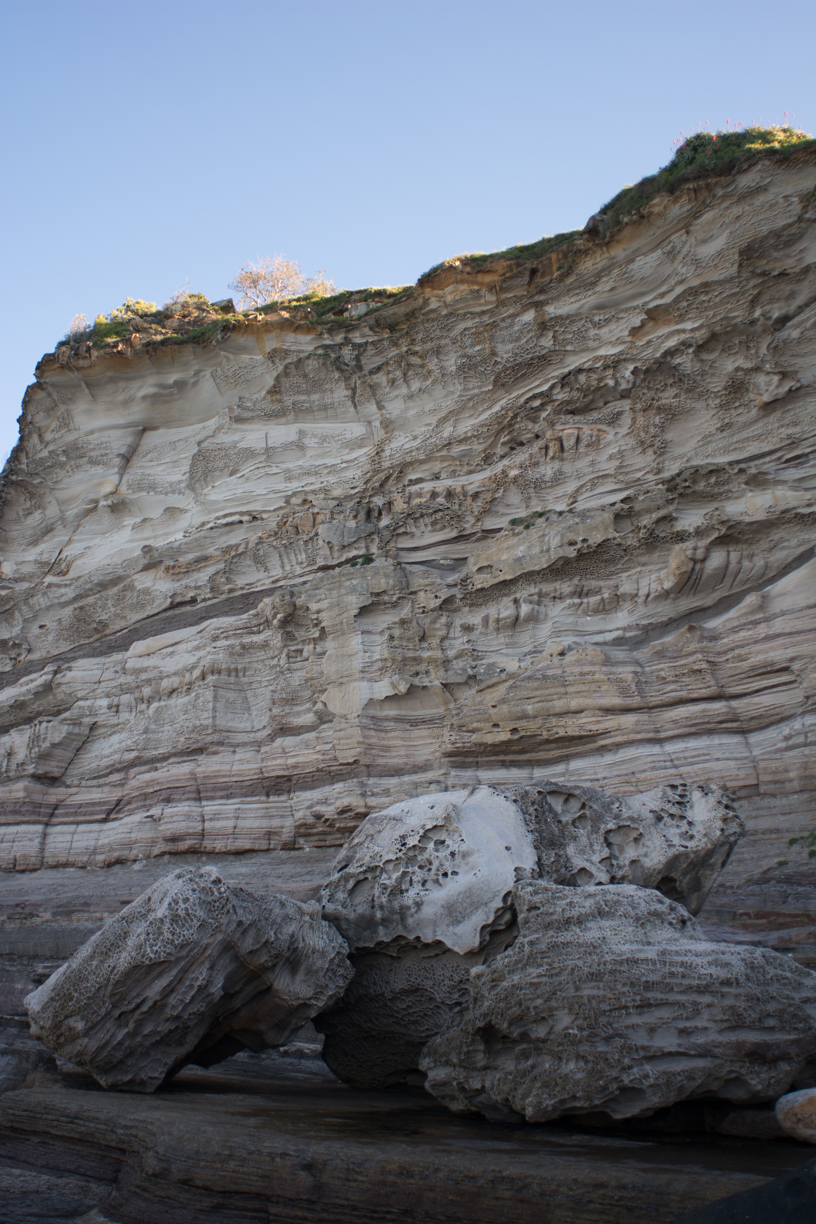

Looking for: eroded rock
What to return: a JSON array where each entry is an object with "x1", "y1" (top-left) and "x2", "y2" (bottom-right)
[
  {"x1": 776, "y1": 1088, "x2": 816, "y2": 1144},
  {"x1": 25, "y1": 866, "x2": 352, "y2": 1092},
  {"x1": 317, "y1": 781, "x2": 747, "y2": 1089},
  {"x1": 317, "y1": 786, "x2": 533, "y2": 1087},
  {"x1": 320, "y1": 786, "x2": 538, "y2": 955},
  {"x1": 507, "y1": 780, "x2": 743, "y2": 913},
  {"x1": 420, "y1": 882, "x2": 816, "y2": 1123}
]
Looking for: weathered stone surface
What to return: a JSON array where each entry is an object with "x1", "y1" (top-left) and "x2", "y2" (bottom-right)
[
  {"x1": 317, "y1": 785, "x2": 535, "y2": 1087},
  {"x1": 507, "y1": 780, "x2": 743, "y2": 913},
  {"x1": 24, "y1": 866, "x2": 352, "y2": 1091},
  {"x1": 420, "y1": 882, "x2": 816, "y2": 1123},
  {"x1": 1, "y1": 1054, "x2": 809, "y2": 1224},
  {"x1": 776, "y1": 1088, "x2": 816, "y2": 1143},
  {"x1": 318, "y1": 780, "x2": 744, "y2": 1088},
  {"x1": 0, "y1": 153, "x2": 812, "y2": 980},
  {"x1": 321, "y1": 786, "x2": 537, "y2": 954},
  {"x1": 317, "y1": 942, "x2": 479, "y2": 1090}
]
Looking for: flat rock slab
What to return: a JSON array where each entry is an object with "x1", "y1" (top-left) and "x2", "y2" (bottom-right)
[{"x1": 0, "y1": 1058, "x2": 811, "y2": 1224}]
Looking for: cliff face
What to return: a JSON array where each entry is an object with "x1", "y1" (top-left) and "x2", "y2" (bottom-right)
[{"x1": 0, "y1": 153, "x2": 813, "y2": 953}]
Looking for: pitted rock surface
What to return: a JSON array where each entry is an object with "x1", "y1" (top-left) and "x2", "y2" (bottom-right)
[
  {"x1": 506, "y1": 780, "x2": 743, "y2": 913},
  {"x1": 419, "y1": 882, "x2": 816, "y2": 1123},
  {"x1": 25, "y1": 866, "x2": 352, "y2": 1091},
  {"x1": 316, "y1": 943, "x2": 474, "y2": 1089},
  {"x1": 320, "y1": 786, "x2": 537, "y2": 955}
]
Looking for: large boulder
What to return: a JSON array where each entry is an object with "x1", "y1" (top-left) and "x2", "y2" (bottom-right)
[
  {"x1": 420, "y1": 881, "x2": 816, "y2": 1123},
  {"x1": 320, "y1": 786, "x2": 538, "y2": 955},
  {"x1": 317, "y1": 786, "x2": 534, "y2": 1087},
  {"x1": 25, "y1": 867, "x2": 352, "y2": 1092},
  {"x1": 317, "y1": 781, "x2": 744, "y2": 1089},
  {"x1": 506, "y1": 780, "x2": 742, "y2": 914}
]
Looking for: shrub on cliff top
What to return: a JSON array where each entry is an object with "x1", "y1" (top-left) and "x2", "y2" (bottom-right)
[{"x1": 229, "y1": 256, "x2": 336, "y2": 309}]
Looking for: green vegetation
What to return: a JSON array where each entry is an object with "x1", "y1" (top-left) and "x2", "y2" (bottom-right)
[
  {"x1": 361, "y1": 554, "x2": 374, "y2": 565},
  {"x1": 256, "y1": 284, "x2": 412, "y2": 322},
  {"x1": 598, "y1": 125, "x2": 813, "y2": 230},
  {"x1": 419, "y1": 126, "x2": 812, "y2": 279},
  {"x1": 788, "y1": 829, "x2": 816, "y2": 860},
  {"x1": 54, "y1": 126, "x2": 813, "y2": 356},
  {"x1": 509, "y1": 511, "x2": 547, "y2": 528}
]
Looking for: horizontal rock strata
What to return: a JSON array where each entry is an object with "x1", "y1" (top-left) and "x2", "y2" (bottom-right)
[
  {"x1": 25, "y1": 866, "x2": 352, "y2": 1090},
  {"x1": 420, "y1": 882, "x2": 816, "y2": 1123},
  {"x1": 2, "y1": 1057, "x2": 802, "y2": 1224},
  {"x1": 0, "y1": 151, "x2": 813, "y2": 963}
]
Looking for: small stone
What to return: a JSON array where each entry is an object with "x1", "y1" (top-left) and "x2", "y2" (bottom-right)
[{"x1": 776, "y1": 1087, "x2": 816, "y2": 1144}]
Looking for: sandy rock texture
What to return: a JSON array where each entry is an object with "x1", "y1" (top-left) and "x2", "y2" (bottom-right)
[
  {"x1": 318, "y1": 786, "x2": 533, "y2": 1087},
  {"x1": 321, "y1": 786, "x2": 537, "y2": 954},
  {"x1": 775, "y1": 1087, "x2": 816, "y2": 1143},
  {"x1": 317, "y1": 780, "x2": 743, "y2": 1088},
  {"x1": 24, "y1": 866, "x2": 352, "y2": 1091},
  {"x1": 508, "y1": 779, "x2": 743, "y2": 913},
  {"x1": 420, "y1": 882, "x2": 816, "y2": 1123},
  {"x1": 0, "y1": 151, "x2": 813, "y2": 964}
]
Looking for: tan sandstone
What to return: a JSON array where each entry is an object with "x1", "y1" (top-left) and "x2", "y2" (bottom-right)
[{"x1": 0, "y1": 152, "x2": 813, "y2": 963}]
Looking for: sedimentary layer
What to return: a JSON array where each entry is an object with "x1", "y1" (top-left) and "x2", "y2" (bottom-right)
[{"x1": 0, "y1": 152, "x2": 813, "y2": 958}]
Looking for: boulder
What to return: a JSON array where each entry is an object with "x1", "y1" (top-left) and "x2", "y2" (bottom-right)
[
  {"x1": 25, "y1": 867, "x2": 352, "y2": 1092},
  {"x1": 776, "y1": 1088, "x2": 816, "y2": 1144},
  {"x1": 320, "y1": 786, "x2": 538, "y2": 955},
  {"x1": 317, "y1": 787, "x2": 534, "y2": 1086},
  {"x1": 420, "y1": 881, "x2": 816, "y2": 1123},
  {"x1": 317, "y1": 781, "x2": 744, "y2": 1089},
  {"x1": 506, "y1": 780, "x2": 742, "y2": 913}
]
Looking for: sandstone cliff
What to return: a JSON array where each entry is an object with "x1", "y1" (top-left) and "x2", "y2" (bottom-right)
[{"x1": 0, "y1": 148, "x2": 813, "y2": 959}]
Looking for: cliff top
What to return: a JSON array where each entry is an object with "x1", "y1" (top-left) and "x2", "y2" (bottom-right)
[{"x1": 50, "y1": 125, "x2": 814, "y2": 361}]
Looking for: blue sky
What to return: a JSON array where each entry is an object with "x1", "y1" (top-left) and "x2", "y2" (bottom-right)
[{"x1": 1, "y1": 0, "x2": 813, "y2": 467}]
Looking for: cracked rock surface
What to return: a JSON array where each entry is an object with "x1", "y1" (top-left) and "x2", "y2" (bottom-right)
[
  {"x1": 24, "y1": 866, "x2": 352, "y2": 1091},
  {"x1": 419, "y1": 881, "x2": 816, "y2": 1123}
]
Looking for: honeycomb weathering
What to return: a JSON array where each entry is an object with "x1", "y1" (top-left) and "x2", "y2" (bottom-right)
[
  {"x1": 0, "y1": 154, "x2": 813, "y2": 975},
  {"x1": 24, "y1": 867, "x2": 352, "y2": 1091},
  {"x1": 420, "y1": 882, "x2": 816, "y2": 1123}
]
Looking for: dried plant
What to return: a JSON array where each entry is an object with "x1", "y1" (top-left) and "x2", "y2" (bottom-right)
[{"x1": 229, "y1": 256, "x2": 306, "y2": 308}]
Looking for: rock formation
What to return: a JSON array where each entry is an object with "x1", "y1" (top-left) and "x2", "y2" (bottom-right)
[
  {"x1": 419, "y1": 882, "x2": 816, "y2": 1123},
  {"x1": 24, "y1": 866, "x2": 352, "y2": 1091},
  {"x1": 0, "y1": 149, "x2": 812, "y2": 987},
  {"x1": 775, "y1": 1088, "x2": 816, "y2": 1144},
  {"x1": 507, "y1": 780, "x2": 743, "y2": 913},
  {"x1": 321, "y1": 786, "x2": 537, "y2": 954},
  {"x1": 316, "y1": 780, "x2": 745, "y2": 1088},
  {"x1": 318, "y1": 786, "x2": 534, "y2": 1086}
]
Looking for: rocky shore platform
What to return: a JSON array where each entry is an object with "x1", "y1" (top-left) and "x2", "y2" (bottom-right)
[{"x1": 1, "y1": 1048, "x2": 812, "y2": 1224}]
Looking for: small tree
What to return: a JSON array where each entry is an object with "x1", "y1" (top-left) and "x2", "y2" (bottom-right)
[{"x1": 229, "y1": 256, "x2": 336, "y2": 308}]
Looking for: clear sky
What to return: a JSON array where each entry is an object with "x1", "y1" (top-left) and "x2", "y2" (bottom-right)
[{"x1": 1, "y1": 0, "x2": 813, "y2": 467}]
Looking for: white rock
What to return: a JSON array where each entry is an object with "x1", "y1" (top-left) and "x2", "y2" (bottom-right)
[
  {"x1": 320, "y1": 786, "x2": 538, "y2": 955},
  {"x1": 507, "y1": 780, "x2": 743, "y2": 913},
  {"x1": 420, "y1": 882, "x2": 816, "y2": 1123},
  {"x1": 775, "y1": 1088, "x2": 816, "y2": 1144},
  {"x1": 25, "y1": 867, "x2": 352, "y2": 1092}
]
